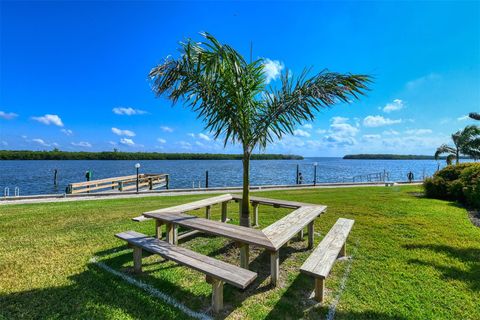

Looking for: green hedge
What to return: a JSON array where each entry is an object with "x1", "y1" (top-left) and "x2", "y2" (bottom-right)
[{"x1": 424, "y1": 162, "x2": 480, "y2": 208}]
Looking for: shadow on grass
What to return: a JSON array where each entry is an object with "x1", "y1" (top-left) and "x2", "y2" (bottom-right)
[
  {"x1": 404, "y1": 244, "x2": 480, "y2": 292},
  {"x1": 0, "y1": 262, "x2": 190, "y2": 320}
]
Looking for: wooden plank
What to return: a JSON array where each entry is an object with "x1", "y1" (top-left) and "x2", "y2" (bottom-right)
[
  {"x1": 262, "y1": 206, "x2": 326, "y2": 250},
  {"x1": 144, "y1": 212, "x2": 275, "y2": 250},
  {"x1": 145, "y1": 194, "x2": 234, "y2": 215},
  {"x1": 300, "y1": 218, "x2": 354, "y2": 278},
  {"x1": 71, "y1": 174, "x2": 138, "y2": 187},
  {"x1": 115, "y1": 231, "x2": 257, "y2": 288},
  {"x1": 232, "y1": 194, "x2": 318, "y2": 209}
]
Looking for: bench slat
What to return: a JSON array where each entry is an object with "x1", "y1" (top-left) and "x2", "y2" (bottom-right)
[
  {"x1": 116, "y1": 230, "x2": 257, "y2": 288},
  {"x1": 262, "y1": 206, "x2": 327, "y2": 250},
  {"x1": 232, "y1": 194, "x2": 316, "y2": 209},
  {"x1": 300, "y1": 218, "x2": 354, "y2": 279}
]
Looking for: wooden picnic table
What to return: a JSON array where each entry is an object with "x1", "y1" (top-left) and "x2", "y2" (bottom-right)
[{"x1": 143, "y1": 201, "x2": 327, "y2": 286}]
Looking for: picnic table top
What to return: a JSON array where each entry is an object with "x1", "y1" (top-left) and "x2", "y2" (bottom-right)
[
  {"x1": 231, "y1": 194, "x2": 317, "y2": 209},
  {"x1": 143, "y1": 211, "x2": 276, "y2": 250}
]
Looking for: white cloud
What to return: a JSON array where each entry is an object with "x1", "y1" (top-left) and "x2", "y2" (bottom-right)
[
  {"x1": 0, "y1": 111, "x2": 18, "y2": 120},
  {"x1": 157, "y1": 138, "x2": 166, "y2": 144},
  {"x1": 293, "y1": 129, "x2": 311, "y2": 137},
  {"x1": 362, "y1": 134, "x2": 381, "y2": 141},
  {"x1": 383, "y1": 129, "x2": 399, "y2": 135},
  {"x1": 112, "y1": 127, "x2": 135, "y2": 137},
  {"x1": 32, "y1": 138, "x2": 50, "y2": 147},
  {"x1": 195, "y1": 141, "x2": 205, "y2": 147},
  {"x1": 61, "y1": 129, "x2": 73, "y2": 136},
  {"x1": 120, "y1": 138, "x2": 135, "y2": 146},
  {"x1": 178, "y1": 141, "x2": 192, "y2": 149},
  {"x1": 1, "y1": 140, "x2": 8, "y2": 146},
  {"x1": 112, "y1": 107, "x2": 147, "y2": 115},
  {"x1": 457, "y1": 115, "x2": 471, "y2": 121},
  {"x1": 197, "y1": 133, "x2": 211, "y2": 141},
  {"x1": 363, "y1": 115, "x2": 402, "y2": 127},
  {"x1": 71, "y1": 141, "x2": 92, "y2": 148},
  {"x1": 382, "y1": 99, "x2": 404, "y2": 113},
  {"x1": 161, "y1": 126, "x2": 174, "y2": 133},
  {"x1": 263, "y1": 58, "x2": 284, "y2": 84},
  {"x1": 316, "y1": 129, "x2": 327, "y2": 134},
  {"x1": 32, "y1": 114, "x2": 64, "y2": 127},
  {"x1": 187, "y1": 133, "x2": 195, "y2": 138},
  {"x1": 331, "y1": 116, "x2": 349, "y2": 124},
  {"x1": 405, "y1": 129, "x2": 432, "y2": 135},
  {"x1": 406, "y1": 73, "x2": 441, "y2": 90},
  {"x1": 302, "y1": 124, "x2": 313, "y2": 129}
]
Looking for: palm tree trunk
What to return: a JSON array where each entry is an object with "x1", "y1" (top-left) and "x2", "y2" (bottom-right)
[
  {"x1": 240, "y1": 150, "x2": 251, "y2": 227},
  {"x1": 456, "y1": 148, "x2": 459, "y2": 165}
]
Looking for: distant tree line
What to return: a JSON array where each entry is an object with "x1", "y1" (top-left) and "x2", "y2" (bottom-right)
[
  {"x1": 343, "y1": 154, "x2": 471, "y2": 160},
  {"x1": 0, "y1": 150, "x2": 303, "y2": 161}
]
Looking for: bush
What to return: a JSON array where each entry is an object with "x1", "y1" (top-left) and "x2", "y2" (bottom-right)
[{"x1": 424, "y1": 162, "x2": 480, "y2": 208}]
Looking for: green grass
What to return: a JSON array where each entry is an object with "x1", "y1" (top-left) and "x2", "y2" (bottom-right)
[{"x1": 1, "y1": 186, "x2": 479, "y2": 319}]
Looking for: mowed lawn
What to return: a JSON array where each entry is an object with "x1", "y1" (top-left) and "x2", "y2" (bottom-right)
[{"x1": 0, "y1": 185, "x2": 479, "y2": 319}]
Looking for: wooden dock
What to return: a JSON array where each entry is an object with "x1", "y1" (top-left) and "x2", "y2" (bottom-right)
[{"x1": 66, "y1": 173, "x2": 169, "y2": 194}]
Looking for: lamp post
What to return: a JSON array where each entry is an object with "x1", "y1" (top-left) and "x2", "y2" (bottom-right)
[
  {"x1": 313, "y1": 162, "x2": 318, "y2": 186},
  {"x1": 135, "y1": 163, "x2": 141, "y2": 193}
]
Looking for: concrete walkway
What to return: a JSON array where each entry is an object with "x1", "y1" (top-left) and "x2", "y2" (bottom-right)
[{"x1": 0, "y1": 181, "x2": 422, "y2": 206}]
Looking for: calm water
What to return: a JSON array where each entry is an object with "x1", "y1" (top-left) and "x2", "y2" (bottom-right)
[{"x1": 0, "y1": 158, "x2": 448, "y2": 196}]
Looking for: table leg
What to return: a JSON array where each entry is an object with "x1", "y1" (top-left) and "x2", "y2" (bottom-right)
[
  {"x1": 205, "y1": 205, "x2": 211, "y2": 219},
  {"x1": 166, "y1": 223, "x2": 177, "y2": 244},
  {"x1": 238, "y1": 243, "x2": 249, "y2": 269},
  {"x1": 133, "y1": 246, "x2": 142, "y2": 273},
  {"x1": 308, "y1": 221, "x2": 314, "y2": 249},
  {"x1": 252, "y1": 203, "x2": 259, "y2": 227},
  {"x1": 221, "y1": 201, "x2": 228, "y2": 222},
  {"x1": 270, "y1": 250, "x2": 279, "y2": 286},
  {"x1": 298, "y1": 228, "x2": 304, "y2": 240},
  {"x1": 155, "y1": 220, "x2": 163, "y2": 240}
]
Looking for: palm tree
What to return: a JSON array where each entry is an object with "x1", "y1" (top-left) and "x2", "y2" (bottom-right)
[
  {"x1": 435, "y1": 125, "x2": 480, "y2": 164},
  {"x1": 469, "y1": 112, "x2": 480, "y2": 121},
  {"x1": 149, "y1": 33, "x2": 371, "y2": 227}
]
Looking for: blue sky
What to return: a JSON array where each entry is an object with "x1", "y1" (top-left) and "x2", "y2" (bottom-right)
[{"x1": 0, "y1": 1, "x2": 479, "y2": 156}]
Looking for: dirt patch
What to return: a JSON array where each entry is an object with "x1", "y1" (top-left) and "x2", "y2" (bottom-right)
[{"x1": 468, "y1": 209, "x2": 480, "y2": 227}]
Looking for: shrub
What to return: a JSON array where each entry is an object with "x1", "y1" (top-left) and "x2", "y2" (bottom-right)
[{"x1": 423, "y1": 162, "x2": 480, "y2": 208}]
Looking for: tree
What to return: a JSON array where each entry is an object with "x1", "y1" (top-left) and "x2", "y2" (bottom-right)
[
  {"x1": 469, "y1": 112, "x2": 480, "y2": 121},
  {"x1": 149, "y1": 33, "x2": 371, "y2": 227},
  {"x1": 435, "y1": 125, "x2": 480, "y2": 164}
]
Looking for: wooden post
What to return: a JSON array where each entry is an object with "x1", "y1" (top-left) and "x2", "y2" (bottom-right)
[
  {"x1": 308, "y1": 221, "x2": 314, "y2": 249},
  {"x1": 270, "y1": 251, "x2": 279, "y2": 286},
  {"x1": 118, "y1": 181, "x2": 123, "y2": 192},
  {"x1": 155, "y1": 220, "x2": 163, "y2": 240},
  {"x1": 205, "y1": 205, "x2": 211, "y2": 219},
  {"x1": 205, "y1": 170, "x2": 209, "y2": 189},
  {"x1": 211, "y1": 278, "x2": 224, "y2": 313},
  {"x1": 53, "y1": 169, "x2": 58, "y2": 186},
  {"x1": 149, "y1": 178, "x2": 153, "y2": 190},
  {"x1": 221, "y1": 201, "x2": 228, "y2": 222},
  {"x1": 314, "y1": 278, "x2": 325, "y2": 302},
  {"x1": 252, "y1": 202, "x2": 259, "y2": 227},
  {"x1": 165, "y1": 175, "x2": 169, "y2": 190},
  {"x1": 238, "y1": 243, "x2": 249, "y2": 269},
  {"x1": 298, "y1": 228, "x2": 304, "y2": 240},
  {"x1": 339, "y1": 242, "x2": 346, "y2": 257},
  {"x1": 133, "y1": 246, "x2": 142, "y2": 273},
  {"x1": 166, "y1": 223, "x2": 177, "y2": 244},
  {"x1": 296, "y1": 164, "x2": 299, "y2": 184}
]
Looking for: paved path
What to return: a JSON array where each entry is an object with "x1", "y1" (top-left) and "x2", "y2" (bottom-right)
[{"x1": 0, "y1": 182, "x2": 422, "y2": 206}]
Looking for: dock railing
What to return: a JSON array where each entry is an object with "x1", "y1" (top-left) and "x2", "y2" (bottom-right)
[{"x1": 66, "y1": 173, "x2": 169, "y2": 194}]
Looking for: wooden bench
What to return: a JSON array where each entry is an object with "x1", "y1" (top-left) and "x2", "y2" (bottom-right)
[
  {"x1": 116, "y1": 230, "x2": 257, "y2": 313},
  {"x1": 262, "y1": 205, "x2": 327, "y2": 285},
  {"x1": 300, "y1": 218, "x2": 354, "y2": 302}
]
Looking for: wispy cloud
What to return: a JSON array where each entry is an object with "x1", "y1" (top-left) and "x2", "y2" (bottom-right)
[
  {"x1": 61, "y1": 129, "x2": 73, "y2": 136},
  {"x1": 293, "y1": 129, "x2": 311, "y2": 137},
  {"x1": 1, "y1": 140, "x2": 8, "y2": 146},
  {"x1": 0, "y1": 111, "x2": 18, "y2": 120},
  {"x1": 405, "y1": 129, "x2": 432, "y2": 135},
  {"x1": 197, "y1": 133, "x2": 211, "y2": 141},
  {"x1": 178, "y1": 141, "x2": 192, "y2": 149},
  {"x1": 363, "y1": 115, "x2": 402, "y2": 127},
  {"x1": 302, "y1": 124, "x2": 313, "y2": 129},
  {"x1": 323, "y1": 117, "x2": 359, "y2": 147},
  {"x1": 112, "y1": 107, "x2": 147, "y2": 115},
  {"x1": 457, "y1": 115, "x2": 471, "y2": 121},
  {"x1": 71, "y1": 141, "x2": 92, "y2": 147},
  {"x1": 262, "y1": 58, "x2": 284, "y2": 84},
  {"x1": 32, "y1": 138, "x2": 56, "y2": 147},
  {"x1": 406, "y1": 73, "x2": 441, "y2": 90},
  {"x1": 32, "y1": 114, "x2": 64, "y2": 127},
  {"x1": 120, "y1": 138, "x2": 135, "y2": 146},
  {"x1": 161, "y1": 126, "x2": 174, "y2": 133},
  {"x1": 383, "y1": 129, "x2": 399, "y2": 135},
  {"x1": 382, "y1": 99, "x2": 404, "y2": 113},
  {"x1": 112, "y1": 127, "x2": 135, "y2": 137},
  {"x1": 362, "y1": 134, "x2": 381, "y2": 141},
  {"x1": 157, "y1": 138, "x2": 166, "y2": 144}
]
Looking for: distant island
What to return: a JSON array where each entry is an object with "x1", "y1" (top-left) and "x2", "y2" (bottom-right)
[
  {"x1": 0, "y1": 150, "x2": 303, "y2": 161},
  {"x1": 343, "y1": 154, "x2": 470, "y2": 160}
]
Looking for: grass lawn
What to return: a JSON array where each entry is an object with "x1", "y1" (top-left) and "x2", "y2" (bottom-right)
[{"x1": 1, "y1": 185, "x2": 479, "y2": 319}]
